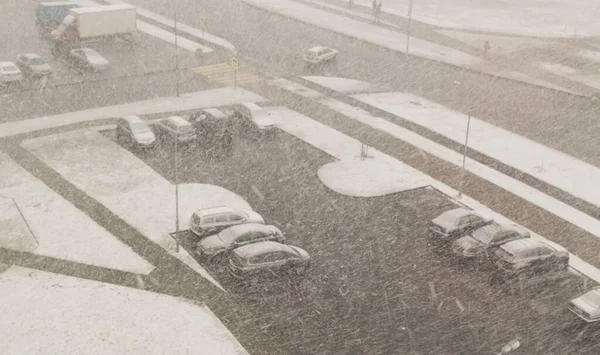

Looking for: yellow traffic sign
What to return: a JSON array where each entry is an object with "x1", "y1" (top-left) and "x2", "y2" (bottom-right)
[
  {"x1": 231, "y1": 57, "x2": 239, "y2": 70},
  {"x1": 199, "y1": 16, "x2": 206, "y2": 28}
]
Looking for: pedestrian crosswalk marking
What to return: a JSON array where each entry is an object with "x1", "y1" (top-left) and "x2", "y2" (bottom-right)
[{"x1": 191, "y1": 63, "x2": 264, "y2": 86}]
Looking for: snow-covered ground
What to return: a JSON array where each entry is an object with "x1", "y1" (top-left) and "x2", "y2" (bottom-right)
[
  {"x1": 436, "y1": 30, "x2": 550, "y2": 54},
  {"x1": 303, "y1": 76, "x2": 388, "y2": 93},
  {"x1": 22, "y1": 130, "x2": 254, "y2": 289},
  {"x1": 540, "y1": 62, "x2": 600, "y2": 91},
  {"x1": 0, "y1": 153, "x2": 154, "y2": 274},
  {"x1": 268, "y1": 77, "x2": 600, "y2": 283},
  {"x1": 0, "y1": 266, "x2": 248, "y2": 355},
  {"x1": 0, "y1": 87, "x2": 265, "y2": 137},
  {"x1": 243, "y1": 0, "x2": 577, "y2": 95},
  {"x1": 351, "y1": 91, "x2": 600, "y2": 211},
  {"x1": 331, "y1": 0, "x2": 599, "y2": 38}
]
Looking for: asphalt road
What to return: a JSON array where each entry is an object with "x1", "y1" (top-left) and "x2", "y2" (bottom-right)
[{"x1": 101, "y1": 121, "x2": 600, "y2": 355}]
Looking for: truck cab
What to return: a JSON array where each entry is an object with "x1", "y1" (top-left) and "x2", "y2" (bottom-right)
[{"x1": 35, "y1": 2, "x2": 80, "y2": 28}]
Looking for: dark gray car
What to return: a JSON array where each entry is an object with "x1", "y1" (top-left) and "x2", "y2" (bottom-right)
[
  {"x1": 228, "y1": 241, "x2": 310, "y2": 279},
  {"x1": 196, "y1": 223, "x2": 285, "y2": 261},
  {"x1": 428, "y1": 208, "x2": 494, "y2": 248}
]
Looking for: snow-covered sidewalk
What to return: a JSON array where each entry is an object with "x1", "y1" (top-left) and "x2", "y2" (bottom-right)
[
  {"x1": 268, "y1": 77, "x2": 600, "y2": 284},
  {"x1": 0, "y1": 153, "x2": 154, "y2": 274},
  {"x1": 0, "y1": 87, "x2": 265, "y2": 137},
  {"x1": 0, "y1": 266, "x2": 248, "y2": 355},
  {"x1": 350, "y1": 91, "x2": 600, "y2": 213},
  {"x1": 22, "y1": 130, "x2": 257, "y2": 290},
  {"x1": 243, "y1": 0, "x2": 576, "y2": 95}
]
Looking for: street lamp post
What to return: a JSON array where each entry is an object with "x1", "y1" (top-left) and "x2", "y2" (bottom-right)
[
  {"x1": 173, "y1": 11, "x2": 180, "y2": 97},
  {"x1": 174, "y1": 136, "x2": 180, "y2": 253}
]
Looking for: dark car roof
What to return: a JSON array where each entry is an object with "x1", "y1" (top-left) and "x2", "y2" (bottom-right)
[{"x1": 233, "y1": 241, "x2": 294, "y2": 259}]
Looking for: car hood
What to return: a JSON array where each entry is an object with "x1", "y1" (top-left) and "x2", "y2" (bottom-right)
[
  {"x1": 246, "y1": 211, "x2": 265, "y2": 223},
  {"x1": 134, "y1": 131, "x2": 155, "y2": 143},
  {"x1": 31, "y1": 64, "x2": 51, "y2": 73},
  {"x1": 87, "y1": 55, "x2": 108, "y2": 67},
  {"x1": 253, "y1": 114, "x2": 276, "y2": 129},
  {"x1": 198, "y1": 235, "x2": 228, "y2": 252},
  {"x1": 453, "y1": 236, "x2": 483, "y2": 254}
]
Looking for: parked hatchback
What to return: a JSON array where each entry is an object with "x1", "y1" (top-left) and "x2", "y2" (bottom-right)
[
  {"x1": 155, "y1": 116, "x2": 197, "y2": 143},
  {"x1": 196, "y1": 223, "x2": 285, "y2": 261},
  {"x1": 451, "y1": 223, "x2": 530, "y2": 260},
  {"x1": 67, "y1": 48, "x2": 109, "y2": 72},
  {"x1": 569, "y1": 287, "x2": 600, "y2": 323},
  {"x1": 189, "y1": 206, "x2": 264, "y2": 237},
  {"x1": 233, "y1": 102, "x2": 276, "y2": 131},
  {"x1": 16, "y1": 53, "x2": 51, "y2": 76},
  {"x1": 228, "y1": 241, "x2": 310, "y2": 279},
  {"x1": 116, "y1": 116, "x2": 156, "y2": 148},
  {"x1": 491, "y1": 239, "x2": 569, "y2": 275},
  {"x1": 302, "y1": 46, "x2": 338, "y2": 66},
  {"x1": 0, "y1": 62, "x2": 23, "y2": 84},
  {"x1": 428, "y1": 208, "x2": 493, "y2": 248}
]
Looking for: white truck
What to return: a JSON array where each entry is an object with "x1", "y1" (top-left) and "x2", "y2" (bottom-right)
[{"x1": 50, "y1": 4, "x2": 136, "y2": 43}]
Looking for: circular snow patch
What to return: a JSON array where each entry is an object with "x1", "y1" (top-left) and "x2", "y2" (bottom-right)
[{"x1": 317, "y1": 158, "x2": 431, "y2": 197}]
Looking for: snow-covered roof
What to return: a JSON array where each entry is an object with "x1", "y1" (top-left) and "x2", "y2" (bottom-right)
[{"x1": 233, "y1": 241, "x2": 292, "y2": 258}]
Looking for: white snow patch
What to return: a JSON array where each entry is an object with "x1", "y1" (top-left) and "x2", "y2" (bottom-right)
[
  {"x1": 136, "y1": 21, "x2": 213, "y2": 53},
  {"x1": 331, "y1": 0, "x2": 600, "y2": 38},
  {"x1": 269, "y1": 78, "x2": 324, "y2": 99},
  {"x1": 0, "y1": 266, "x2": 249, "y2": 355},
  {"x1": 303, "y1": 76, "x2": 388, "y2": 93},
  {"x1": 22, "y1": 130, "x2": 253, "y2": 290},
  {"x1": 0, "y1": 87, "x2": 265, "y2": 137},
  {"x1": 0, "y1": 153, "x2": 154, "y2": 274},
  {"x1": 271, "y1": 78, "x2": 600, "y2": 284},
  {"x1": 352, "y1": 91, "x2": 600, "y2": 211},
  {"x1": 318, "y1": 158, "x2": 431, "y2": 197},
  {"x1": 436, "y1": 30, "x2": 550, "y2": 54},
  {"x1": 540, "y1": 62, "x2": 600, "y2": 90},
  {"x1": 0, "y1": 196, "x2": 37, "y2": 252}
]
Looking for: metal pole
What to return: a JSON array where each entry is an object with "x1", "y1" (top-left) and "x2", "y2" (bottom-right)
[
  {"x1": 458, "y1": 114, "x2": 471, "y2": 197},
  {"x1": 175, "y1": 136, "x2": 180, "y2": 253},
  {"x1": 406, "y1": 0, "x2": 413, "y2": 56},
  {"x1": 174, "y1": 12, "x2": 180, "y2": 97}
]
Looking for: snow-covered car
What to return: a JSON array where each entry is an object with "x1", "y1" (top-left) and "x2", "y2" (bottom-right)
[
  {"x1": 155, "y1": 116, "x2": 197, "y2": 144},
  {"x1": 228, "y1": 241, "x2": 310, "y2": 279},
  {"x1": 302, "y1": 46, "x2": 338, "y2": 66},
  {"x1": 428, "y1": 208, "x2": 493, "y2": 248},
  {"x1": 116, "y1": 116, "x2": 156, "y2": 149},
  {"x1": 15, "y1": 53, "x2": 52, "y2": 76},
  {"x1": 189, "y1": 206, "x2": 265, "y2": 237},
  {"x1": 232, "y1": 102, "x2": 276, "y2": 131},
  {"x1": 451, "y1": 223, "x2": 530, "y2": 260},
  {"x1": 0, "y1": 61, "x2": 23, "y2": 84},
  {"x1": 569, "y1": 287, "x2": 600, "y2": 323},
  {"x1": 491, "y1": 239, "x2": 569, "y2": 275},
  {"x1": 188, "y1": 108, "x2": 233, "y2": 142},
  {"x1": 67, "y1": 47, "x2": 109, "y2": 72},
  {"x1": 196, "y1": 223, "x2": 285, "y2": 261}
]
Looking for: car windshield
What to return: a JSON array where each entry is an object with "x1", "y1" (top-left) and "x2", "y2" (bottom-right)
[
  {"x1": 178, "y1": 124, "x2": 194, "y2": 133},
  {"x1": 494, "y1": 247, "x2": 514, "y2": 262},
  {"x1": 130, "y1": 121, "x2": 150, "y2": 133},
  {"x1": 218, "y1": 228, "x2": 240, "y2": 243},
  {"x1": 472, "y1": 226, "x2": 500, "y2": 244},
  {"x1": 582, "y1": 291, "x2": 600, "y2": 307},
  {"x1": 29, "y1": 57, "x2": 45, "y2": 65}
]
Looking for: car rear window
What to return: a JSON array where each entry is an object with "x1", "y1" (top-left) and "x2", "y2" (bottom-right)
[
  {"x1": 494, "y1": 247, "x2": 514, "y2": 262},
  {"x1": 178, "y1": 124, "x2": 194, "y2": 133},
  {"x1": 231, "y1": 252, "x2": 246, "y2": 267},
  {"x1": 2, "y1": 66, "x2": 19, "y2": 73},
  {"x1": 29, "y1": 57, "x2": 45, "y2": 65}
]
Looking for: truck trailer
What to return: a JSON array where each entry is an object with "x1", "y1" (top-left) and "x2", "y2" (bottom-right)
[{"x1": 50, "y1": 4, "x2": 137, "y2": 42}]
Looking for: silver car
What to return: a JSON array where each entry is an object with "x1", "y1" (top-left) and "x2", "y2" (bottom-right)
[
  {"x1": 428, "y1": 208, "x2": 494, "y2": 248},
  {"x1": 67, "y1": 48, "x2": 109, "y2": 72},
  {"x1": 116, "y1": 116, "x2": 156, "y2": 149},
  {"x1": 189, "y1": 206, "x2": 264, "y2": 237},
  {"x1": 155, "y1": 116, "x2": 197, "y2": 143},
  {"x1": 196, "y1": 223, "x2": 285, "y2": 261},
  {"x1": 569, "y1": 287, "x2": 600, "y2": 322},
  {"x1": 451, "y1": 223, "x2": 530, "y2": 260},
  {"x1": 491, "y1": 239, "x2": 569, "y2": 275},
  {"x1": 233, "y1": 102, "x2": 276, "y2": 131},
  {"x1": 0, "y1": 62, "x2": 23, "y2": 84},
  {"x1": 16, "y1": 53, "x2": 51, "y2": 76}
]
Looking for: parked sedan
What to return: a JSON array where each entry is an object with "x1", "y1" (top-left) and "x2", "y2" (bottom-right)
[
  {"x1": 155, "y1": 116, "x2": 197, "y2": 144},
  {"x1": 451, "y1": 223, "x2": 530, "y2": 260},
  {"x1": 428, "y1": 208, "x2": 493, "y2": 248},
  {"x1": 190, "y1": 206, "x2": 264, "y2": 237},
  {"x1": 116, "y1": 116, "x2": 156, "y2": 149},
  {"x1": 302, "y1": 46, "x2": 338, "y2": 66},
  {"x1": 196, "y1": 223, "x2": 285, "y2": 261},
  {"x1": 569, "y1": 287, "x2": 600, "y2": 323},
  {"x1": 233, "y1": 102, "x2": 276, "y2": 131},
  {"x1": 491, "y1": 239, "x2": 569, "y2": 275},
  {"x1": 67, "y1": 47, "x2": 109, "y2": 72},
  {"x1": 228, "y1": 241, "x2": 310, "y2": 279},
  {"x1": 16, "y1": 53, "x2": 51, "y2": 76},
  {"x1": 0, "y1": 62, "x2": 23, "y2": 85}
]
